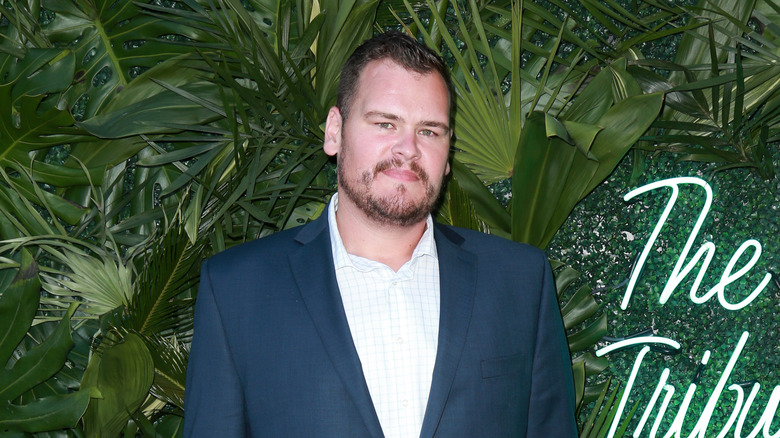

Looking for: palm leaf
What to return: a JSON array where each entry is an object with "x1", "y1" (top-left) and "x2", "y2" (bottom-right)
[
  {"x1": 436, "y1": 174, "x2": 488, "y2": 233},
  {"x1": 579, "y1": 379, "x2": 637, "y2": 438},
  {"x1": 0, "y1": 167, "x2": 83, "y2": 238},
  {"x1": 636, "y1": 0, "x2": 780, "y2": 179},
  {"x1": 448, "y1": 159, "x2": 511, "y2": 236},
  {"x1": 315, "y1": 0, "x2": 380, "y2": 108},
  {"x1": 124, "y1": 222, "x2": 203, "y2": 337},
  {"x1": 145, "y1": 335, "x2": 188, "y2": 409}
]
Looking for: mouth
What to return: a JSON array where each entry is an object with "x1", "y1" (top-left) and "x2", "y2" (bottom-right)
[
  {"x1": 382, "y1": 168, "x2": 420, "y2": 182},
  {"x1": 374, "y1": 159, "x2": 428, "y2": 184}
]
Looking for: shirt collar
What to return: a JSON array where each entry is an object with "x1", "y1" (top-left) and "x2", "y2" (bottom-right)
[{"x1": 327, "y1": 192, "x2": 437, "y2": 272}]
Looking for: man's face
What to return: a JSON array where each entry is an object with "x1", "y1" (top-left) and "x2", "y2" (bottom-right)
[{"x1": 323, "y1": 60, "x2": 451, "y2": 227}]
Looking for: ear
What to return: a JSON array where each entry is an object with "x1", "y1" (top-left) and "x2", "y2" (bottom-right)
[
  {"x1": 444, "y1": 161, "x2": 451, "y2": 176},
  {"x1": 323, "y1": 106, "x2": 342, "y2": 156}
]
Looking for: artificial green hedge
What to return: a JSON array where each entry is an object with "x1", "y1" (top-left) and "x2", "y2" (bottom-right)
[{"x1": 548, "y1": 150, "x2": 779, "y2": 434}]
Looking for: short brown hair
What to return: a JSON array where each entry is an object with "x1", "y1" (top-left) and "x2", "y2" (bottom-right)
[{"x1": 337, "y1": 30, "x2": 453, "y2": 121}]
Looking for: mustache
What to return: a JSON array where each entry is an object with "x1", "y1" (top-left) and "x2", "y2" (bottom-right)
[{"x1": 373, "y1": 159, "x2": 429, "y2": 183}]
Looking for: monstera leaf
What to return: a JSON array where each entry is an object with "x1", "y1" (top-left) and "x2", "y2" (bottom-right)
[
  {"x1": 0, "y1": 250, "x2": 90, "y2": 433},
  {"x1": 0, "y1": 50, "x2": 102, "y2": 186},
  {"x1": 0, "y1": 48, "x2": 73, "y2": 105},
  {"x1": 553, "y1": 262, "x2": 610, "y2": 411},
  {"x1": 0, "y1": 49, "x2": 104, "y2": 227},
  {"x1": 40, "y1": 0, "x2": 214, "y2": 119}
]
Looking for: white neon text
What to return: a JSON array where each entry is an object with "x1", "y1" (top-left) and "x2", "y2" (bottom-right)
[{"x1": 620, "y1": 177, "x2": 772, "y2": 311}]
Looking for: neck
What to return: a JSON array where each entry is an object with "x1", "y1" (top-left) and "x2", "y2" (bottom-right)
[{"x1": 334, "y1": 200, "x2": 428, "y2": 272}]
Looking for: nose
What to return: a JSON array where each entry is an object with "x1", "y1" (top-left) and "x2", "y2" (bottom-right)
[{"x1": 391, "y1": 129, "x2": 421, "y2": 162}]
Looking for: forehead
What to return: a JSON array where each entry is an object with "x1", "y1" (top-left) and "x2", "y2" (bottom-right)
[{"x1": 353, "y1": 60, "x2": 450, "y2": 118}]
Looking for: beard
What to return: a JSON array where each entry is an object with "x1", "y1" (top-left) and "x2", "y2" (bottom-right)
[{"x1": 338, "y1": 157, "x2": 443, "y2": 227}]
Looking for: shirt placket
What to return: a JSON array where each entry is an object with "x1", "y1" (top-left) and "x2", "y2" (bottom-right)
[{"x1": 390, "y1": 266, "x2": 424, "y2": 437}]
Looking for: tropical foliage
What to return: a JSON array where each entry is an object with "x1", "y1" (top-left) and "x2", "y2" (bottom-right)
[
  {"x1": 0, "y1": 251, "x2": 90, "y2": 432},
  {"x1": 637, "y1": 0, "x2": 780, "y2": 180},
  {"x1": 0, "y1": 0, "x2": 777, "y2": 435}
]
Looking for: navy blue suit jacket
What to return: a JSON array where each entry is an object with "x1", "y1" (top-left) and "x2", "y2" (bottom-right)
[{"x1": 183, "y1": 213, "x2": 577, "y2": 437}]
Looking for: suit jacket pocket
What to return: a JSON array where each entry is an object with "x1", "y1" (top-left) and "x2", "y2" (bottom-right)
[{"x1": 481, "y1": 352, "x2": 525, "y2": 379}]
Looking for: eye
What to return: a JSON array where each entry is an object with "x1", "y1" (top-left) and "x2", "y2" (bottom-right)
[{"x1": 377, "y1": 122, "x2": 393, "y2": 129}]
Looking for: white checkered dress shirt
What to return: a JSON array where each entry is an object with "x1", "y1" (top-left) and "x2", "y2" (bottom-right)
[{"x1": 328, "y1": 194, "x2": 440, "y2": 438}]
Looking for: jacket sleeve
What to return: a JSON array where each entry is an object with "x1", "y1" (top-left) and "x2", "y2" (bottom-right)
[
  {"x1": 525, "y1": 257, "x2": 578, "y2": 437},
  {"x1": 183, "y1": 259, "x2": 246, "y2": 437}
]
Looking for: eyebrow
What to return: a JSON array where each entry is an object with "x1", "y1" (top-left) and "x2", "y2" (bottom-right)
[{"x1": 364, "y1": 111, "x2": 450, "y2": 133}]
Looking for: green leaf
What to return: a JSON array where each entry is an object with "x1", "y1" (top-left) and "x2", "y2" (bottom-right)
[
  {"x1": 572, "y1": 360, "x2": 586, "y2": 411},
  {"x1": 0, "y1": 184, "x2": 51, "y2": 239},
  {"x1": 146, "y1": 336, "x2": 189, "y2": 410},
  {"x1": 670, "y1": 0, "x2": 758, "y2": 83},
  {"x1": 0, "y1": 84, "x2": 92, "y2": 182},
  {"x1": 437, "y1": 175, "x2": 486, "y2": 233},
  {"x1": 81, "y1": 332, "x2": 154, "y2": 437},
  {"x1": 125, "y1": 224, "x2": 203, "y2": 337},
  {"x1": 0, "y1": 48, "x2": 75, "y2": 105},
  {"x1": 0, "y1": 297, "x2": 84, "y2": 434},
  {"x1": 562, "y1": 63, "x2": 617, "y2": 124},
  {"x1": 0, "y1": 49, "x2": 100, "y2": 226},
  {"x1": 0, "y1": 249, "x2": 39, "y2": 365},
  {"x1": 151, "y1": 414, "x2": 185, "y2": 437},
  {"x1": 314, "y1": 0, "x2": 380, "y2": 108},
  {"x1": 79, "y1": 79, "x2": 224, "y2": 139},
  {"x1": 0, "y1": 391, "x2": 91, "y2": 433},
  {"x1": 554, "y1": 264, "x2": 581, "y2": 299},
  {"x1": 561, "y1": 285, "x2": 600, "y2": 330},
  {"x1": 0, "y1": 303, "x2": 77, "y2": 403},
  {"x1": 573, "y1": 352, "x2": 610, "y2": 379},
  {"x1": 449, "y1": 159, "x2": 511, "y2": 235},
  {"x1": 538, "y1": 92, "x2": 662, "y2": 248},
  {"x1": 583, "y1": 92, "x2": 664, "y2": 194},
  {"x1": 511, "y1": 111, "x2": 581, "y2": 246},
  {"x1": 41, "y1": 0, "x2": 215, "y2": 118},
  {"x1": 567, "y1": 314, "x2": 608, "y2": 353},
  {"x1": 0, "y1": 167, "x2": 88, "y2": 226},
  {"x1": 580, "y1": 380, "x2": 613, "y2": 436}
]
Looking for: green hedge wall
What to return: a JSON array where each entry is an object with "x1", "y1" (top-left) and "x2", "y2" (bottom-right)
[{"x1": 548, "y1": 150, "x2": 779, "y2": 434}]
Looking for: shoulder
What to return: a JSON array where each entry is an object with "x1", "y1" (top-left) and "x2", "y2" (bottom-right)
[
  {"x1": 208, "y1": 227, "x2": 292, "y2": 266},
  {"x1": 204, "y1": 214, "x2": 328, "y2": 276},
  {"x1": 435, "y1": 223, "x2": 547, "y2": 263}
]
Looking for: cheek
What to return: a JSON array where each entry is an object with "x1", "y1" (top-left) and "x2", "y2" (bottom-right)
[
  {"x1": 431, "y1": 150, "x2": 451, "y2": 176},
  {"x1": 342, "y1": 138, "x2": 382, "y2": 167}
]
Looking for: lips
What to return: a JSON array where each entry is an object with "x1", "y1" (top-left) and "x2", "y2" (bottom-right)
[
  {"x1": 373, "y1": 159, "x2": 428, "y2": 183},
  {"x1": 382, "y1": 168, "x2": 420, "y2": 181}
]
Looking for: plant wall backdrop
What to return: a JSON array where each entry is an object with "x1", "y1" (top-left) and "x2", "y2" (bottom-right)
[{"x1": 0, "y1": 0, "x2": 778, "y2": 436}]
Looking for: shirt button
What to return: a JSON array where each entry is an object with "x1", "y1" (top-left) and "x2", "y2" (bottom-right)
[
  {"x1": 396, "y1": 337, "x2": 404, "y2": 344},
  {"x1": 391, "y1": 281, "x2": 397, "y2": 286},
  {"x1": 402, "y1": 399, "x2": 409, "y2": 407}
]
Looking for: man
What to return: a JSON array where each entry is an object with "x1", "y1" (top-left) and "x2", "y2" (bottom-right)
[{"x1": 184, "y1": 31, "x2": 576, "y2": 437}]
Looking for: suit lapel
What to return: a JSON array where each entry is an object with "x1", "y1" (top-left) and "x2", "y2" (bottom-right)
[
  {"x1": 288, "y1": 215, "x2": 385, "y2": 438},
  {"x1": 419, "y1": 226, "x2": 478, "y2": 438}
]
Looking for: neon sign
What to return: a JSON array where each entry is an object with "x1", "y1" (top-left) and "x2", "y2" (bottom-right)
[
  {"x1": 595, "y1": 177, "x2": 779, "y2": 438},
  {"x1": 620, "y1": 177, "x2": 772, "y2": 311}
]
